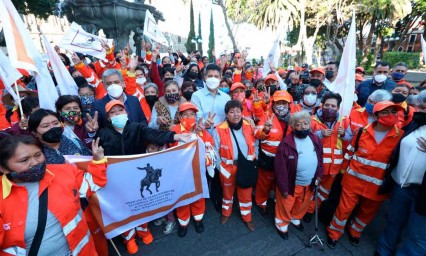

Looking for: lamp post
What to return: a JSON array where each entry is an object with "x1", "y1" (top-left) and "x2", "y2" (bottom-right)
[{"x1": 191, "y1": 35, "x2": 202, "y2": 51}]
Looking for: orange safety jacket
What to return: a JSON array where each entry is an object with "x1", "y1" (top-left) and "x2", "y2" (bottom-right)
[
  {"x1": 215, "y1": 120, "x2": 256, "y2": 178},
  {"x1": 0, "y1": 159, "x2": 108, "y2": 256},
  {"x1": 349, "y1": 107, "x2": 369, "y2": 133},
  {"x1": 341, "y1": 124, "x2": 403, "y2": 201},
  {"x1": 255, "y1": 113, "x2": 292, "y2": 157},
  {"x1": 74, "y1": 63, "x2": 107, "y2": 100},
  {"x1": 311, "y1": 115, "x2": 350, "y2": 176},
  {"x1": 397, "y1": 102, "x2": 414, "y2": 128}
]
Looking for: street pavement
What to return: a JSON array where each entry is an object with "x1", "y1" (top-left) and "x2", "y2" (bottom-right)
[{"x1": 108, "y1": 196, "x2": 387, "y2": 256}]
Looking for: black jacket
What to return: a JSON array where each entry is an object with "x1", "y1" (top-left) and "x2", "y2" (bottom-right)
[
  {"x1": 97, "y1": 121, "x2": 175, "y2": 155},
  {"x1": 92, "y1": 94, "x2": 147, "y2": 129}
]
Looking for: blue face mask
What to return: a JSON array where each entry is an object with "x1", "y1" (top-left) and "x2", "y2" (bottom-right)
[
  {"x1": 80, "y1": 95, "x2": 95, "y2": 106},
  {"x1": 391, "y1": 72, "x2": 405, "y2": 81},
  {"x1": 365, "y1": 102, "x2": 374, "y2": 114},
  {"x1": 219, "y1": 87, "x2": 230, "y2": 94},
  {"x1": 111, "y1": 114, "x2": 128, "y2": 129}
]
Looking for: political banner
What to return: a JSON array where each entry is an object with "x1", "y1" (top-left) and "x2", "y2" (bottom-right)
[
  {"x1": 143, "y1": 10, "x2": 168, "y2": 46},
  {"x1": 0, "y1": 50, "x2": 21, "y2": 104},
  {"x1": 68, "y1": 138, "x2": 208, "y2": 239},
  {"x1": 59, "y1": 22, "x2": 113, "y2": 60}
]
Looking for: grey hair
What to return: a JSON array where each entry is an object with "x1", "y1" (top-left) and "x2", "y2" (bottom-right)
[
  {"x1": 368, "y1": 89, "x2": 392, "y2": 103},
  {"x1": 102, "y1": 69, "x2": 124, "y2": 83},
  {"x1": 416, "y1": 90, "x2": 426, "y2": 106},
  {"x1": 393, "y1": 62, "x2": 408, "y2": 69},
  {"x1": 289, "y1": 111, "x2": 311, "y2": 128},
  {"x1": 143, "y1": 83, "x2": 159, "y2": 94}
]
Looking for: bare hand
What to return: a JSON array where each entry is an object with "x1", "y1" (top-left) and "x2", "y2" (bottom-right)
[
  {"x1": 263, "y1": 87, "x2": 271, "y2": 103},
  {"x1": 128, "y1": 54, "x2": 138, "y2": 72},
  {"x1": 175, "y1": 133, "x2": 192, "y2": 143},
  {"x1": 237, "y1": 58, "x2": 245, "y2": 69},
  {"x1": 337, "y1": 127, "x2": 345, "y2": 137},
  {"x1": 417, "y1": 137, "x2": 426, "y2": 153},
  {"x1": 72, "y1": 53, "x2": 82, "y2": 65},
  {"x1": 91, "y1": 137, "x2": 104, "y2": 161},
  {"x1": 263, "y1": 116, "x2": 273, "y2": 133},
  {"x1": 204, "y1": 112, "x2": 216, "y2": 129},
  {"x1": 252, "y1": 90, "x2": 260, "y2": 103},
  {"x1": 119, "y1": 50, "x2": 127, "y2": 69},
  {"x1": 151, "y1": 49, "x2": 158, "y2": 63},
  {"x1": 175, "y1": 65, "x2": 183, "y2": 73},
  {"x1": 19, "y1": 116, "x2": 28, "y2": 130},
  {"x1": 195, "y1": 117, "x2": 206, "y2": 133},
  {"x1": 322, "y1": 129, "x2": 333, "y2": 137},
  {"x1": 85, "y1": 111, "x2": 99, "y2": 133}
]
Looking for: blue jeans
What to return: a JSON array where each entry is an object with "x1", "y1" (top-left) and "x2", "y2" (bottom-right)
[{"x1": 377, "y1": 184, "x2": 426, "y2": 256}]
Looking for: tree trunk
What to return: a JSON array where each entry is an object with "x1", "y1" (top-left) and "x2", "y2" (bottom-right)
[
  {"x1": 363, "y1": 15, "x2": 376, "y2": 63},
  {"x1": 218, "y1": 0, "x2": 237, "y2": 50},
  {"x1": 373, "y1": 33, "x2": 382, "y2": 62}
]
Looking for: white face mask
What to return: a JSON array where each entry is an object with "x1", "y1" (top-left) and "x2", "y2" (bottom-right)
[
  {"x1": 374, "y1": 74, "x2": 387, "y2": 83},
  {"x1": 107, "y1": 83, "x2": 124, "y2": 98},
  {"x1": 303, "y1": 94, "x2": 317, "y2": 105},
  {"x1": 136, "y1": 77, "x2": 146, "y2": 85},
  {"x1": 205, "y1": 77, "x2": 220, "y2": 90}
]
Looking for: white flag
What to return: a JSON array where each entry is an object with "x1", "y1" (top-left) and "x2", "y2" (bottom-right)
[
  {"x1": 59, "y1": 22, "x2": 113, "y2": 60},
  {"x1": 143, "y1": 10, "x2": 168, "y2": 46},
  {"x1": 41, "y1": 32, "x2": 79, "y2": 96},
  {"x1": 0, "y1": 50, "x2": 22, "y2": 104},
  {"x1": 333, "y1": 12, "x2": 356, "y2": 117},
  {"x1": 0, "y1": 0, "x2": 58, "y2": 111},
  {"x1": 421, "y1": 35, "x2": 426, "y2": 65},
  {"x1": 262, "y1": 34, "x2": 281, "y2": 78}
]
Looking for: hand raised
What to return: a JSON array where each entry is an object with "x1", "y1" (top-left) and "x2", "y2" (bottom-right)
[
  {"x1": 91, "y1": 138, "x2": 104, "y2": 161},
  {"x1": 85, "y1": 111, "x2": 99, "y2": 133}
]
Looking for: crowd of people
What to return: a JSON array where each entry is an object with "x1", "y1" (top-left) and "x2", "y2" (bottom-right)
[{"x1": 0, "y1": 40, "x2": 425, "y2": 256}]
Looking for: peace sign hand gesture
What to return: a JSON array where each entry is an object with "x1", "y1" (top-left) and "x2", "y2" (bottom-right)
[
  {"x1": 195, "y1": 117, "x2": 206, "y2": 133},
  {"x1": 128, "y1": 54, "x2": 138, "y2": 72},
  {"x1": 263, "y1": 87, "x2": 271, "y2": 104},
  {"x1": 263, "y1": 116, "x2": 273, "y2": 133},
  {"x1": 85, "y1": 111, "x2": 99, "y2": 133},
  {"x1": 92, "y1": 138, "x2": 104, "y2": 161},
  {"x1": 253, "y1": 90, "x2": 260, "y2": 103},
  {"x1": 204, "y1": 112, "x2": 216, "y2": 129}
]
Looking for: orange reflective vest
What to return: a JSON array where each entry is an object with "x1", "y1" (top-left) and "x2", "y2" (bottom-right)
[
  {"x1": 74, "y1": 63, "x2": 107, "y2": 100},
  {"x1": 216, "y1": 120, "x2": 256, "y2": 177},
  {"x1": 397, "y1": 102, "x2": 414, "y2": 128},
  {"x1": 311, "y1": 116, "x2": 350, "y2": 176},
  {"x1": 255, "y1": 113, "x2": 292, "y2": 157},
  {"x1": 0, "y1": 160, "x2": 107, "y2": 256},
  {"x1": 342, "y1": 124, "x2": 403, "y2": 201},
  {"x1": 349, "y1": 107, "x2": 369, "y2": 133}
]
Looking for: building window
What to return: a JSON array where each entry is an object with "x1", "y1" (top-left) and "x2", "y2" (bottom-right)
[
  {"x1": 409, "y1": 34, "x2": 416, "y2": 43},
  {"x1": 178, "y1": 36, "x2": 181, "y2": 43},
  {"x1": 407, "y1": 46, "x2": 413, "y2": 52}
]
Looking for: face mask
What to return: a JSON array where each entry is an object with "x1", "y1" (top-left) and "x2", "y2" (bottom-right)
[
  {"x1": 181, "y1": 117, "x2": 196, "y2": 131},
  {"x1": 413, "y1": 112, "x2": 426, "y2": 126},
  {"x1": 365, "y1": 102, "x2": 375, "y2": 114},
  {"x1": 325, "y1": 70, "x2": 334, "y2": 80},
  {"x1": 294, "y1": 129, "x2": 310, "y2": 138},
  {"x1": 80, "y1": 95, "x2": 95, "y2": 106},
  {"x1": 164, "y1": 77, "x2": 174, "y2": 82},
  {"x1": 136, "y1": 77, "x2": 146, "y2": 85},
  {"x1": 321, "y1": 108, "x2": 338, "y2": 122},
  {"x1": 232, "y1": 92, "x2": 245, "y2": 103},
  {"x1": 9, "y1": 161, "x2": 47, "y2": 182},
  {"x1": 303, "y1": 94, "x2": 317, "y2": 106},
  {"x1": 392, "y1": 93, "x2": 407, "y2": 103},
  {"x1": 61, "y1": 111, "x2": 81, "y2": 124},
  {"x1": 219, "y1": 87, "x2": 230, "y2": 94},
  {"x1": 183, "y1": 91, "x2": 194, "y2": 101},
  {"x1": 378, "y1": 114, "x2": 399, "y2": 127},
  {"x1": 42, "y1": 127, "x2": 63, "y2": 143},
  {"x1": 257, "y1": 85, "x2": 265, "y2": 92},
  {"x1": 391, "y1": 72, "x2": 405, "y2": 81},
  {"x1": 273, "y1": 105, "x2": 289, "y2": 117},
  {"x1": 165, "y1": 93, "x2": 180, "y2": 104},
  {"x1": 310, "y1": 79, "x2": 322, "y2": 87},
  {"x1": 163, "y1": 64, "x2": 172, "y2": 69},
  {"x1": 206, "y1": 77, "x2": 220, "y2": 90},
  {"x1": 374, "y1": 74, "x2": 387, "y2": 84},
  {"x1": 107, "y1": 83, "x2": 124, "y2": 98},
  {"x1": 189, "y1": 71, "x2": 198, "y2": 79},
  {"x1": 111, "y1": 114, "x2": 128, "y2": 129},
  {"x1": 156, "y1": 59, "x2": 161, "y2": 65},
  {"x1": 269, "y1": 85, "x2": 278, "y2": 95},
  {"x1": 245, "y1": 90, "x2": 252, "y2": 99},
  {"x1": 145, "y1": 95, "x2": 158, "y2": 108}
]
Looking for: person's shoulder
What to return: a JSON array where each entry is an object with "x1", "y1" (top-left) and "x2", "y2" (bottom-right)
[
  {"x1": 126, "y1": 95, "x2": 141, "y2": 103},
  {"x1": 94, "y1": 95, "x2": 109, "y2": 105},
  {"x1": 385, "y1": 79, "x2": 397, "y2": 87},
  {"x1": 358, "y1": 79, "x2": 373, "y2": 87}
]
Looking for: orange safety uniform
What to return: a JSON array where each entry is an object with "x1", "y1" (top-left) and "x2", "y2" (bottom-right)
[
  {"x1": 397, "y1": 102, "x2": 414, "y2": 128},
  {"x1": 327, "y1": 124, "x2": 403, "y2": 240},
  {"x1": 216, "y1": 120, "x2": 256, "y2": 222},
  {"x1": 349, "y1": 107, "x2": 370, "y2": 132},
  {"x1": 307, "y1": 115, "x2": 350, "y2": 214},
  {"x1": 0, "y1": 159, "x2": 108, "y2": 256},
  {"x1": 254, "y1": 114, "x2": 292, "y2": 209},
  {"x1": 170, "y1": 124, "x2": 214, "y2": 227},
  {"x1": 74, "y1": 63, "x2": 107, "y2": 99}
]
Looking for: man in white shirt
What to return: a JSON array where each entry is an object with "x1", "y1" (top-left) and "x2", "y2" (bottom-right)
[{"x1": 323, "y1": 61, "x2": 339, "y2": 90}]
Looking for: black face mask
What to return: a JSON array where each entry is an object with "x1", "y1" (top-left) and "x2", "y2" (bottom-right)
[
  {"x1": 183, "y1": 91, "x2": 194, "y2": 101},
  {"x1": 413, "y1": 112, "x2": 426, "y2": 126},
  {"x1": 269, "y1": 85, "x2": 278, "y2": 95},
  {"x1": 42, "y1": 127, "x2": 63, "y2": 143},
  {"x1": 189, "y1": 71, "x2": 198, "y2": 79},
  {"x1": 227, "y1": 119, "x2": 243, "y2": 130},
  {"x1": 325, "y1": 70, "x2": 334, "y2": 80},
  {"x1": 310, "y1": 79, "x2": 322, "y2": 88},
  {"x1": 245, "y1": 90, "x2": 252, "y2": 99},
  {"x1": 163, "y1": 64, "x2": 172, "y2": 69},
  {"x1": 145, "y1": 95, "x2": 158, "y2": 108},
  {"x1": 392, "y1": 93, "x2": 407, "y2": 103},
  {"x1": 294, "y1": 129, "x2": 310, "y2": 139},
  {"x1": 164, "y1": 77, "x2": 174, "y2": 82}
]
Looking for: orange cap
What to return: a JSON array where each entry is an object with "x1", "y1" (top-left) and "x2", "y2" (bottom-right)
[
  {"x1": 397, "y1": 81, "x2": 413, "y2": 88},
  {"x1": 105, "y1": 100, "x2": 125, "y2": 113},
  {"x1": 294, "y1": 66, "x2": 303, "y2": 71},
  {"x1": 355, "y1": 66, "x2": 365, "y2": 73},
  {"x1": 355, "y1": 74, "x2": 365, "y2": 82},
  {"x1": 373, "y1": 100, "x2": 405, "y2": 114},
  {"x1": 230, "y1": 82, "x2": 245, "y2": 92},
  {"x1": 309, "y1": 67, "x2": 325, "y2": 76},
  {"x1": 264, "y1": 74, "x2": 278, "y2": 84},
  {"x1": 278, "y1": 68, "x2": 285, "y2": 75},
  {"x1": 272, "y1": 90, "x2": 292, "y2": 103},
  {"x1": 179, "y1": 102, "x2": 198, "y2": 113}
]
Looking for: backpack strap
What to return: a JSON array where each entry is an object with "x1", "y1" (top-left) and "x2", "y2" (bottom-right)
[{"x1": 354, "y1": 127, "x2": 364, "y2": 153}]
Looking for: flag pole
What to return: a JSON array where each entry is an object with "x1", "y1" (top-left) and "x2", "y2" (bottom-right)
[
  {"x1": 109, "y1": 239, "x2": 122, "y2": 256},
  {"x1": 13, "y1": 82, "x2": 24, "y2": 117}
]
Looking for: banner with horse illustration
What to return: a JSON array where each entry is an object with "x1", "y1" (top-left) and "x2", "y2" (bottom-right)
[{"x1": 67, "y1": 138, "x2": 209, "y2": 239}]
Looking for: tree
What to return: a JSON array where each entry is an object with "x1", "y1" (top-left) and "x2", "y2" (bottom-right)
[
  {"x1": 11, "y1": 0, "x2": 57, "y2": 19},
  {"x1": 215, "y1": 0, "x2": 238, "y2": 50},
  {"x1": 198, "y1": 12, "x2": 203, "y2": 55},
  {"x1": 185, "y1": 0, "x2": 196, "y2": 53},
  {"x1": 208, "y1": 9, "x2": 215, "y2": 61}
]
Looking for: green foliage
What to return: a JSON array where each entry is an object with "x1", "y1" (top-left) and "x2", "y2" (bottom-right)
[
  {"x1": 11, "y1": 0, "x2": 57, "y2": 19},
  {"x1": 207, "y1": 9, "x2": 215, "y2": 61},
  {"x1": 185, "y1": 0, "x2": 196, "y2": 53},
  {"x1": 252, "y1": 58, "x2": 257, "y2": 65},
  {"x1": 365, "y1": 53, "x2": 374, "y2": 69},
  {"x1": 382, "y1": 52, "x2": 421, "y2": 69},
  {"x1": 356, "y1": 49, "x2": 363, "y2": 66}
]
